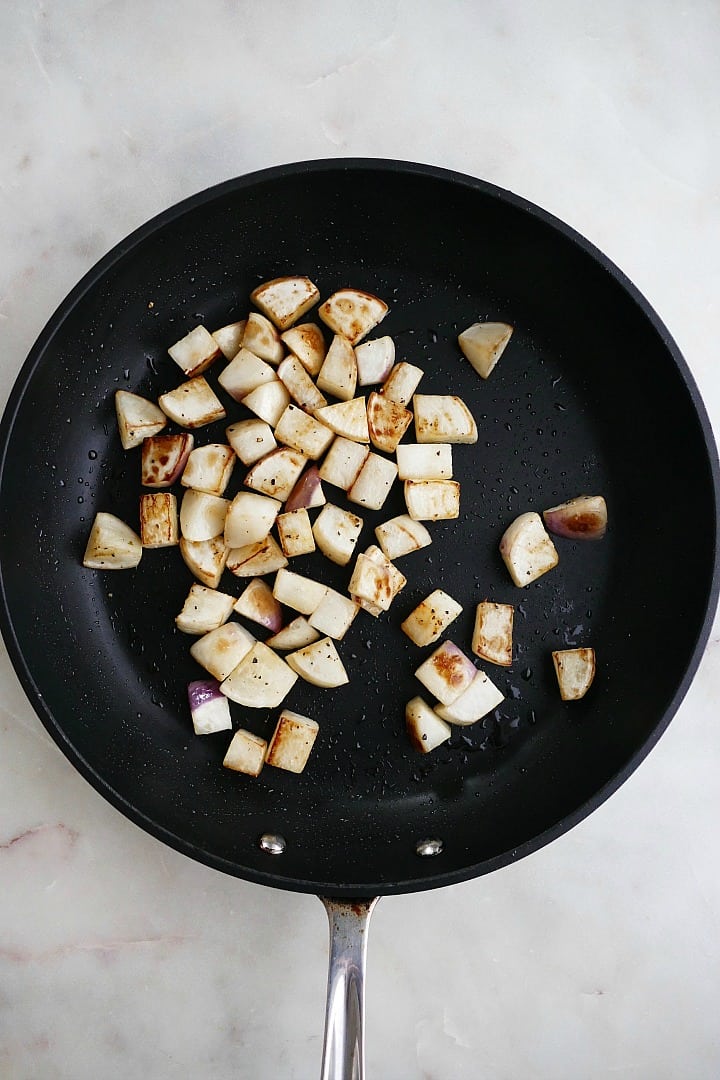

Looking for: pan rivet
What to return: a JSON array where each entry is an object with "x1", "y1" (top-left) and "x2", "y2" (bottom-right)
[
  {"x1": 416, "y1": 838, "x2": 443, "y2": 857},
  {"x1": 259, "y1": 833, "x2": 286, "y2": 855}
]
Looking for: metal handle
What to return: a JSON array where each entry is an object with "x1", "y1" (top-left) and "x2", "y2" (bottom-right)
[{"x1": 319, "y1": 896, "x2": 379, "y2": 1080}]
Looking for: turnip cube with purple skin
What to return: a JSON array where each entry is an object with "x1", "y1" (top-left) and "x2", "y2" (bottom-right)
[
  {"x1": 435, "y1": 669, "x2": 505, "y2": 726},
  {"x1": 142, "y1": 433, "x2": 194, "y2": 488},
  {"x1": 284, "y1": 465, "x2": 326, "y2": 512},
  {"x1": 542, "y1": 495, "x2": 607, "y2": 541},
  {"x1": 223, "y1": 729, "x2": 268, "y2": 776},
  {"x1": 265, "y1": 709, "x2": 319, "y2": 773},
  {"x1": 233, "y1": 578, "x2": 283, "y2": 633},
  {"x1": 188, "y1": 680, "x2": 232, "y2": 735},
  {"x1": 415, "y1": 641, "x2": 477, "y2": 706}
]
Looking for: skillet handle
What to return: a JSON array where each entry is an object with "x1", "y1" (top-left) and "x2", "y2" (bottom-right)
[{"x1": 318, "y1": 896, "x2": 380, "y2": 1080}]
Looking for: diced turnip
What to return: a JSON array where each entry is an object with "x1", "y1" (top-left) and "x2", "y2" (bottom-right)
[
  {"x1": 266, "y1": 616, "x2": 321, "y2": 651},
  {"x1": 319, "y1": 289, "x2": 388, "y2": 345},
  {"x1": 242, "y1": 311, "x2": 284, "y2": 364},
  {"x1": 396, "y1": 443, "x2": 453, "y2": 481},
  {"x1": 226, "y1": 418, "x2": 277, "y2": 466},
  {"x1": 179, "y1": 490, "x2": 229, "y2": 542},
  {"x1": 374, "y1": 515, "x2": 432, "y2": 560},
  {"x1": 435, "y1": 669, "x2": 505, "y2": 725},
  {"x1": 458, "y1": 321, "x2": 513, "y2": 379},
  {"x1": 168, "y1": 324, "x2": 221, "y2": 377},
  {"x1": 413, "y1": 394, "x2": 477, "y2": 444},
  {"x1": 347, "y1": 553, "x2": 397, "y2": 612},
  {"x1": 241, "y1": 379, "x2": 291, "y2": 427},
  {"x1": 472, "y1": 602, "x2": 514, "y2": 667},
  {"x1": 405, "y1": 696, "x2": 452, "y2": 753},
  {"x1": 273, "y1": 404, "x2": 334, "y2": 460},
  {"x1": 415, "y1": 641, "x2": 477, "y2": 706},
  {"x1": 273, "y1": 568, "x2": 328, "y2": 615},
  {"x1": 265, "y1": 709, "x2": 319, "y2": 773},
  {"x1": 181, "y1": 444, "x2": 236, "y2": 496},
  {"x1": 552, "y1": 648, "x2": 596, "y2": 700},
  {"x1": 347, "y1": 453, "x2": 398, "y2": 511},
  {"x1": 312, "y1": 503, "x2": 364, "y2": 566},
  {"x1": 115, "y1": 390, "x2": 166, "y2": 450},
  {"x1": 223, "y1": 728, "x2": 267, "y2": 776},
  {"x1": 366, "y1": 392, "x2": 412, "y2": 453},
  {"x1": 284, "y1": 465, "x2": 326, "y2": 512},
  {"x1": 244, "y1": 446, "x2": 307, "y2": 502},
  {"x1": 277, "y1": 508, "x2": 315, "y2": 558},
  {"x1": 220, "y1": 641, "x2": 298, "y2": 708},
  {"x1": 211, "y1": 320, "x2": 247, "y2": 360},
  {"x1": 179, "y1": 535, "x2": 229, "y2": 588},
  {"x1": 224, "y1": 491, "x2": 281, "y2": 548},
  {"x1": 281, "y1": 322, "x2": 326, "y2": 376},
  {"x1": 316, "y1": 335, "x2": 357, "y2": 401},
  {"x1": 141, "y1": 433, "x2": 194, "y2": 488},
  {"x1": 381, "y1": 362, "x2": 424, "y2": 406},
  {"x1": 176, "y1": 583, "x2": 235, "y2": 635},
  {"x1": 190, "y1": 622, "x2": 256, "y2": 681},
  {"x1": 188, "y1": 680, "x2": 232, "y2": 735},
  {"x1": 139, "y1": 492, "x2": 179, "y2": 548},
  {"x1": 159, "y1": 376, "x2": 226, "y2": 428},
  {"x1": 308, "y1": 589, "x2": 359, "y2": 641},
  {"x1": 217, "y1": 348, "x2": 278, "y2": 402},
  {"x1": 226, "y1": 535, "x2": 288, "y2": 577},
  {"x1": 234, "y1": 578, "x2": 283, "y2": 633},
  {"x1": 363, "y1": 544, "x2": 407, "y2": 599},
  {"x1": 277, "y1": 354, "x2": 327, "y2": 413},
  {"x1": 404, "y1": 480, "x2": 460, "y2": 521},
  {"x1": 355, "y1": 336, "x2": 395, "y2": 386},
  {"x1": 251, "y1": 276, "x2": 320, "y2": 331},
  {"x1": 400, "y1": 589, "x2": 463, "y2": 647},
  {"x1": 315, "y1": 398, "x2": 369, "y2": 443},
  {"x1": 542, "y1": 495, "x2": 608, "y2": 541},
  {"x1": 286, "y1": 637, "x2": 349, "y2": 688},
  {"x1": 318, "y1": 437, "x2": 369, "y2": 491},
  {"x1": 499, "y1": 511, "x2": 559, "y2": 587},
  {"x1": 83, "y1": 512, "x2": 142, "y2": 570}
]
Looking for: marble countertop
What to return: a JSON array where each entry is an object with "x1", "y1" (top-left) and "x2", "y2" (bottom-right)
[{"x1": 2, "y1": 3, "x2": 720, "y2": 1077}]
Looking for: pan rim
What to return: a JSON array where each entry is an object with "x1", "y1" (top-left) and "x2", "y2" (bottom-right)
[{"x1": 1, "y1": 157, "x2": 718, "y2": 896}]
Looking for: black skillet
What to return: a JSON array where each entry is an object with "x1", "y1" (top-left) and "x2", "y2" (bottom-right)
[{"x1": 1, "y1": 160, "x2": 718, "y2": 1078}]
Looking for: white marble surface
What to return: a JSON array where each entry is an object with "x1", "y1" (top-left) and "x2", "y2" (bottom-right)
[{"x1": 2, "y1": 2, "x2": 720, "y2": 1077}]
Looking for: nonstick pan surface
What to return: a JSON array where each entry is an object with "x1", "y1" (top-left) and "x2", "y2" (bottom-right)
[{"x1": 0, "y1": 160, "x2": 717, "y2": 897}]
